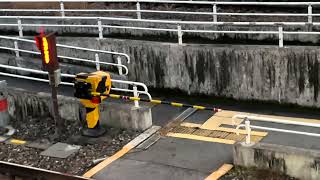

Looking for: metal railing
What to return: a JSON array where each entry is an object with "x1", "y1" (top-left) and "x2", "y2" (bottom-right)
[
  {"x1": 2, "y1": 0, "x2": 320, "y2": 23},
  {"x1": 0, "y1": 1, "x2": 319, "y2": 47},
  {"x1": 0, "y1": 64, "x2": 152, "y2": 107},
  {"x1": 1, "y1": 15, "x2": 320, "y2": 47},
  {"x1": 0, "y1": 35, "x2": 130, "y2": 75},
  {"x1": 232, "y1": 115, "x2": 320, "y2": 145}
]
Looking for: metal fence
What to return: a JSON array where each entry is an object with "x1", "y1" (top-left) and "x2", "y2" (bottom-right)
[
  {"x1": 0, "y1": 35, "x2": 152, "y2": 106},
  {"x1": 1, "y1": 15, "x2": 320, "y2": 47},
  {"x1": 2, "y1": 0, "x2": 320, "y2": 47},
  {"x1": 0, "y1": 35, "x2": 129, "y2": 75},
  {"x1": 232, "y1": 115, "x2": 320, "y2": 145}
]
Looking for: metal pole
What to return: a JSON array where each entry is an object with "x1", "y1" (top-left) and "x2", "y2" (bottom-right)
[
  {"x1": 213, "y1": 4, "x2": 217, "y2": 22},
  {"x1": 308, "y1": 4, "x2": 313, "y2": 23},
  {"x1": 136, "y1": 1, "x2": 142, "y2": 19},
  {"x1": 95, "y1": 53, "x2": 100, "y2": 71},
  {"x1": 60, "y1": 1, "x2": 65, "y2": 17},
  {"x1": 133, "y1": 85, "x2": 139, "y2": 108},
  {"x1": 97, "y1": 18, "x2": 103, "y2": 39},
  {"x1": 117, "y1": 56, "x2": 123, "y2": 75},
  {"x1": 278, "y1": 26, "x2": 283, "y2": 48},
  {"x1": 49, "y1": 71, "x2": 63, "y2": 137},
  {"x1": 244, "y1": 119, "x2": 251, "y2": 144},
  {"x1": 14, "y1": 41, "x2": 20, "y2": 58},
  {"x1": 17, "y1": 18, "x2": 23, "y2": 37},
  {"x1": 177, "y1": 25, "x2": 183, "y2": 45}
]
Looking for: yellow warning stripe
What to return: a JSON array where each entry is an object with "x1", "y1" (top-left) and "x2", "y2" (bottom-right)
[
  {"x1": 205, "y1": 164, "x2": 233, "y2": 180},
  {"x1": 171, "y1": 102, "x2": 183, "y2": 107},
  {"x1": 129, "y1": 97, "x2": 141, "y2": 101},
  {"x1": 109, "y1": 94, "x2": 121, "y2": 99},
  {"x1": 150, "y1": 100, "x2": 162, "y2": 104},
  {"x1": 10, "y1": 139, "x2": 27, "y2": 145},
  {"x1": 193, "y1": 105, "x2": 206, "y2": 110},
  {"x1": 83, "y1": 144, "x2": 134, "y2": 178},
  {"x1": 166, "y1": 133, "x2": 235, "y2": 145}
]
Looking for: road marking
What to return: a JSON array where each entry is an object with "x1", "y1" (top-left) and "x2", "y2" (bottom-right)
[
  {"x1": 166, "y1": 133, "x2": 235, "y2": 144},
  {"x1": 83, "y1": 144, "x2": 134, "y2": 178},
  {"x1": 180, "y1": 123, "x2": 268, "y2": 137},
  {"x1": 83, "y1": 126, "x2": 161, "y2": 178},
  {"x1": 205, "y1": 164, "x2": 233, "y2": 180}
]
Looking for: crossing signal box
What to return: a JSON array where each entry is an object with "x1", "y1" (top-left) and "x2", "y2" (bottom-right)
[{"x1": 35, "y1": 32, "x2": 59, "y2": 72}]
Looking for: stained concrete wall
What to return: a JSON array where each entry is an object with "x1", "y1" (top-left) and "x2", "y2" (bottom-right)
[
  {"x1": 49, "y1": 37, "x2": 319, "y2": 108},
  {"x1": 7, "y1": 87, "x2": 152, "y2": 131},
  {"x1": 1, "y1": 36, "x2": 319, "y2": 107},
  {"x1": 233, "y1": 142, "x2": 320, "y2": 180}
]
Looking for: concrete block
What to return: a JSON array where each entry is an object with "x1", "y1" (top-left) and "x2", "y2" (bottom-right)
[
  {"x1": 7, "y1": 88, "x2": 152, "y2": 131},
  {"x1": 100, "y1": 100, "x2": 152, "y2": 131},
  {"x1": 233, "y1": 142, "x2": 320, "y2": 180}
]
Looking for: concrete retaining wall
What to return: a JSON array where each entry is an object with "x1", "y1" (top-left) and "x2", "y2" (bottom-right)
[
  {"x1": 52, "y1": 37, "x2": 320, "y2": 108},
  {"x1": 7, "y1": 87, "x2": 152, "y2": 131},
  {"x1": 1, "y1": 36, "x2": 319, "y2": 107},
  {"x1": 233, "y1": 142, "x2": 320, "y2": 180}
]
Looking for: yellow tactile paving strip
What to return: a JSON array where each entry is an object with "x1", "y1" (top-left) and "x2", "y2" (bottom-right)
[{"x1": 168, "y1": 126, "x2": 265, "y2": 144}]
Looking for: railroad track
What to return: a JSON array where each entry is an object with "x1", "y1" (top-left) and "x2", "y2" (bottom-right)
[{"x1": 0, "y1": 161, "x2": 90, "y2": 180}]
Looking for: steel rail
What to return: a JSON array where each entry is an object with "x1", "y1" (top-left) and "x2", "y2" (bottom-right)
[{"x1": 0, "y1": 160, "x2": 90, "y2": 180}]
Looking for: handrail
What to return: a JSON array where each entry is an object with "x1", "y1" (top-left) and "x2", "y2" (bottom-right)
[
  {"x1": 0, "y1": 16, "x2": 319, "y2": 47},
  {"x1": 0, "y1": 35, "x2": 130, "y2": 75},
  {"x1": 3, "y1": 0, "x2": 320, "y2": 6},
  {"x1": 0, "y1": 64, "x2": 152, "y2": 101},
  {"x1": 233, "y1": 115, "x2": 320, "y2": 145}
]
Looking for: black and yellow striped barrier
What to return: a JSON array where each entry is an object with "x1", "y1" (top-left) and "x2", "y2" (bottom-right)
[{"x1": 92, "y1": 92, "x2": 221, "y2": 112}]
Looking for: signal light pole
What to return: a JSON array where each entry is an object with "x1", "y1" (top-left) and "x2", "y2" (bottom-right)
[{"x1": 35, "y1": 32, "x2": 63, "y2": 139}]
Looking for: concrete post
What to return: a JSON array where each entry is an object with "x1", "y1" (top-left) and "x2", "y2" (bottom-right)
[
  {"x1": 308, "y1": 4, "x2": 313, "y2": 24},
  {"x1": 60, "y1": 1, "x2": 65, "y2": 17},
  {"x1": 117, "y1": 56, "x2": 123, "y2": 75},
  {"x1": 278, "y1": 26, "x2": 283, "y2": 48},
  {"x1": 136, "y1": 2, "x2": 142, "y2": 19},
  {"x1": 98, "y1": 18, "x2": 103, "y2": 39},
  {"x1": 133, "y1": 85, "x2": 139, "y2": 108},
  {"x1": 17, "y1": 18, "x2": 23, "y2": 37},
  {"x1": 95, "y1": 53, "x2": 100, "y2": 71},
  {"x1": 177, "y1": 25, "x2": 183, "y2": 45},
  {"x1": 0, "y1": 81, "x2": 9, "y2": 127},
  {"x1": 212, "y1": 4, "x2": 218, "y2": 22},
  {"x1": 14, "y1": 41, "x2": 20, "y2": 58},
  {"x1": 244, "y1": 119, "x2": 251, "y2": 144}
]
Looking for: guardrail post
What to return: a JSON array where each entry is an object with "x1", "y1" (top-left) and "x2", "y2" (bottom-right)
[
  {"x1": 14, "y1": 41, "x2": 19, "y2": 58},
  {"x1": 136, "y1": 1, "x2": 142, "y2": 19},
  {"x1": 117, "y1": 56, "x2": 123, "y2": 75},
  {"x1": 278, "y1": 26, "x2": 283, "y2": 48},
  {"x1": 244, "y1": 118, "x2": 251, "y2": 144},
  {"x1": 308, "y1": 4, "x2": 312, "y2": 24},
  {"x1": 212, "y1": 4, "x2": 218, "y2": 22},
  {"x1": 95, "y1": 53, "x2": 100, "y2": 71},
  {"x1": 133, "y1": 85, "x2": 139, "y2": 108},
  {"x1": 98, "y1": 18, "x2": 103, "y2": 39},
  {"x1": 177, "y1": 25, "x2": 183, "y2": 45},
  {"x1": 17, "y1": 18, "x2": 23, "y2": 37},
  {"x1": 60, "y1": 1, "x2": 65, "y2": 17}
]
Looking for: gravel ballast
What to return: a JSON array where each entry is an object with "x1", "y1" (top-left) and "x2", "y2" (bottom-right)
[{"x1": 0, "y1": 116, "x2": 139, "y2": 175}]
